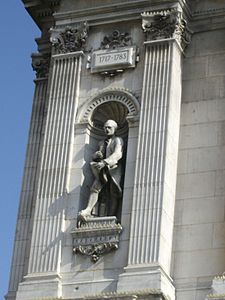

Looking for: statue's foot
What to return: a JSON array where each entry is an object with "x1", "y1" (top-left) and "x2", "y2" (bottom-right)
[{"x1": 78, "y1": 209, "x2": 91, "y2": 222}]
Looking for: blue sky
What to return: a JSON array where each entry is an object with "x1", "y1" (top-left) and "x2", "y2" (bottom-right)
[{"x1": 0, "y1": 1, "x2": 40, "y2": 298}]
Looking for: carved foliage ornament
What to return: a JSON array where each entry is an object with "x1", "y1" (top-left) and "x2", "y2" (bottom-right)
[
  {"x1": 50, "y1": 22, "x2": 89, "y2": 54},
  {"x1": 32, "y1": 53, "x2": 50, "y2": 78},
  {"x1": 101, "y1": 30, "x2": 132, "y2": 49},
  {"x1": 142, "y1": 9, "x2": 191, "y2": 49}
]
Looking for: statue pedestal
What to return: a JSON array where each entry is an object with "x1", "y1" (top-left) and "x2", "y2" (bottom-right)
[
  {"x1": 71, "y1": 216, "x2": 122, "y2": 262},
  {"x1": 206, "y1": 275, "x2": 225, "y2": 300}
]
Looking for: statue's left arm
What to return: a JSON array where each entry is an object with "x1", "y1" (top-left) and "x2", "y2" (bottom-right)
[{"x1": 104, "y1": 137, "x2": 123, "y2": 167}]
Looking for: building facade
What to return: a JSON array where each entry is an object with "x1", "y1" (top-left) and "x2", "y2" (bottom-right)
[{"x1": 6, "y1": 1, "x2": 225, "y2": 299}]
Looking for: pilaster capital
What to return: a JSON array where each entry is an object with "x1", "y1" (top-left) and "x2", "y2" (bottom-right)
[
  {"x1": 50, "y1": 22, "x2": 89, "y2": 54},
  {"x1": 206, "y1": 273, "x2": 225, "y2": 300},
  {"x1": 31, "y1": 53, "x2": 50, "y2": 79},
  {"x1": 141, "y1": 7, "x2": 192, "y2": 50}
]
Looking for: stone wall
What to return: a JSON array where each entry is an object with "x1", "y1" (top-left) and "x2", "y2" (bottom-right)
[{"x1": 173, "y1": 21, "x2": 225, "y2": 300}]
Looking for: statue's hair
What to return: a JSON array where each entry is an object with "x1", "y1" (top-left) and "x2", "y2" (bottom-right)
[{"x1": 104, "y1": 119, "x2": 118, "y2": 130}]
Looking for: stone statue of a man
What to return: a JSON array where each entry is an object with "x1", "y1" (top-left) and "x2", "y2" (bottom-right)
[{"x1": 79, "y1": 120, "x2": 124, "y2": 221}]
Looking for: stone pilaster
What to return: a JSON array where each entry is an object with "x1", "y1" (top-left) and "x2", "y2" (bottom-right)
[
  {"x1": 5, "y1": 54, "x2": 49, "y2": 300},
  {"x1": 28, "y1": 52, "x2": 82, "y2": 270},
  {"x1": 15, "y1": 24, "x2": 86, "y2": 300},
  {"x1": 118, "y1": 5, "x2": 191, "y2": 300}
]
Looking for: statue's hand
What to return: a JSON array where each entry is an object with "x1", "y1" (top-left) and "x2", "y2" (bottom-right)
[
  {"x1": 96, "y1": 161, "x2": 106, "y2": 170},
  {"x1": 92, "y1": 151, "x2": 103, "y2": 162}
]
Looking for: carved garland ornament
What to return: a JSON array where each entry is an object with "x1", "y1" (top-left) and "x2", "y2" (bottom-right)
[
  {"x1": 74, "y1": 242, "x2": 119, "y2": 263},
  {"x1": 142, "y1": 8, "x2": 191, "y2": 50},
  {"x1": 78, "y1": 89, "x2": 140, "y2": 125},
  {"x1": 50, "y1": 22, "x2": 89, "y2": 54}
]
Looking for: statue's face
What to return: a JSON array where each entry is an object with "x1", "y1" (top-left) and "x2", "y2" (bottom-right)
[{"x1": 104, "y1": 121, "x2": 116, "y2": 137}]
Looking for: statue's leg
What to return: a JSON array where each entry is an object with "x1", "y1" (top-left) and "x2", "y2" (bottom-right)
[
  {"x1": 108, "y1": 181, "x2": 120, "y2": 217},
  {"x1": 90, "y1": 162, "x2": 100, "y2": 178},
  {"x1": 79, "y1": 179, "x2": 103, "y2": 220}
]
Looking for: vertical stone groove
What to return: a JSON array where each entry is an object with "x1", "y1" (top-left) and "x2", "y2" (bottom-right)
[
  {"x1": 128, "y1": 42, "x2": 172, "y2": 265},
  {"x1": 8, "y1": 78, "x2": 48, "y2": 292},
  {"x1": 28, "y1": 54, "x2": 82, "y2": 274}
]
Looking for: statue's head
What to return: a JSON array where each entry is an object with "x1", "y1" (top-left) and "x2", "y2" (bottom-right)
[{"x1": 104, "y1": 120, "x2": 118, "y2": 137}]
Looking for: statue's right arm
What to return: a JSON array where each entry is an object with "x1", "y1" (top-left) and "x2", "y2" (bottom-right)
[{"x1": 92, "y1": 141, "x2": 104, "y2": 161}]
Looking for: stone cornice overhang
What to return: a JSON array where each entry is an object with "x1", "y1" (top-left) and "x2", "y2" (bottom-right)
[
  {"x1": 53, "y1": 0, "x2": 191, "y2": 27},
  {"x1": 22, "y1": 0, "x2": 60, "y2": 30},
  {"x1": 22, "y1": 0, "x2": 191, "y2": 29},
  {"x1": 22, "y1": 0, "x2": 225, "y2": 35},
  {"x1": 53, "y1": 1, "x2": 225, "y2": 34},
  {"x1": 191, "y1": 7, "x2": 225, "y2": 33}
]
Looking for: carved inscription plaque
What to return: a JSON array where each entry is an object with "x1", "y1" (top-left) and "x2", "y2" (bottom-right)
[{"x1": 91, "y1": 46, "x2": 136, "y2": 74}]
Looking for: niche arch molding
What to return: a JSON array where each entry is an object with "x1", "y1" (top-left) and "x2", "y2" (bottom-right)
[{"x1": 76, "y1": 88, "x2": 140, "y2": 128}]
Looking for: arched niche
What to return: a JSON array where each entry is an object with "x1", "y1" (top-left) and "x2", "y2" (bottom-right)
[
  {"x1": 75, "y1": 88, "x2": 140, "y2": 222},
  {"x1": 77, "y1": 88, "x2": 139, "y2": 125},
  {"x1": 91, "y1": 101, "x2": 129, "y2": 137}
]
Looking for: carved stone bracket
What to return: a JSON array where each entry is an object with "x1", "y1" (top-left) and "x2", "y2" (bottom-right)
[
  {"x1": 32, "y1": 53, "x2": 50, "y2": 79},
  {"x1": 71, "y1": 217, "x2": 122, "y2": 262},
  {"x1": 142, "y1": 8, "x2": 192, "y2": 50},
  {"x1": 50, "y1": 22, "x2": 89, "y2": 54}
]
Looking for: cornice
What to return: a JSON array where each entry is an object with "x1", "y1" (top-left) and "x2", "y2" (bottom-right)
[
  {"x1": 23, "y1": 1, "x2": 225, "y2": 38},
  {"x1": 22, "y1": 0, "x2": 192, "y2": 31},
  {"x1": 22, "y1": 0, "x2": 60, "y2": 30},
  {"x1": 193, "y1": 7, "x2": 225, "y2": 18},
  {"x1": 53, "y1": 0, "x2": 191, "y2": 27},
  {"x1": 191, "y1": 7, "x2": 225, "y2": 33}
]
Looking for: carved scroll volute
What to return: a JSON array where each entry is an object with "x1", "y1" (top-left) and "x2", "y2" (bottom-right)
[
  {"x1": 32, "y1": 53, "x2": 50, "y2": 79},
  {"x1": 50, "y1": 22, "x2": 89, "y2": 54},
  {"x1": 142, "y1": 8, "x2": 191, "y2": 50}
]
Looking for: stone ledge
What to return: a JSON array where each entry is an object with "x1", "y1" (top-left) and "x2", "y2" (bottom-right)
[
  {"x1": 76, "y1": 288, "x2": 168, "y2": 300},
  {"x1": 24, "y1": 288, "x2": 168, "y2": 300},
  {"x1": 71, "y1": 217, "x2": 122, "y2": 262},
  {"x1": 206, "y1": 295, "x2": 225, "y2": 300}
]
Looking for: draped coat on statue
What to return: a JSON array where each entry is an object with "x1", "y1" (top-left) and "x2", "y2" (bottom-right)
[{"x1": 91, "y1": 136, "x2": 124, "y2": 195}]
